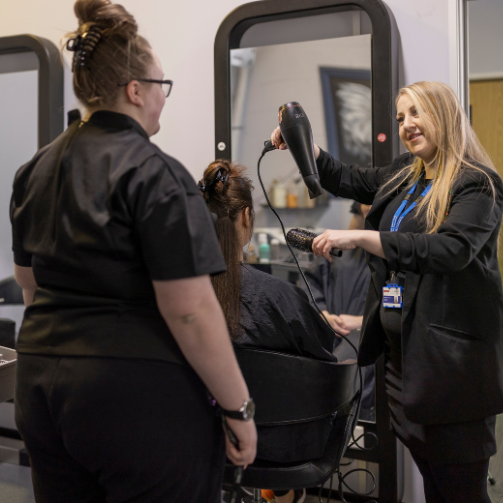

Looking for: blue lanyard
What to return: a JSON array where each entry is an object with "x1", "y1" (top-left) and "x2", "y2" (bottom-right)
[{"x1": 390, "y1": 179, "x2": 432, "y2": 232}]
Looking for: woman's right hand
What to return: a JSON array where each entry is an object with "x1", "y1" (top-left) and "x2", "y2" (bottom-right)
[
  {"x1": 224, "y1": 418, "x2": 258, "y2": 468},
  {"x1": 271, "y1": 126, "x2": 287, "y2": 150},
  {"x1": 270, "y1": 126, "x2": 321, "y2": 159},
  {"x1": 321, "y1": 310, "x2": 350, "y2": 336}
]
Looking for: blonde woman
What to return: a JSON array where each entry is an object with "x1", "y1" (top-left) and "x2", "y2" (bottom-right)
[{"x1": 271, "y1": 81, "x2": 503, "y2": 503}]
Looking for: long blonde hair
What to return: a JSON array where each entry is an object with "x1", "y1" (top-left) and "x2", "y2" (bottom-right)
[{"x1": 383, "y1": 81, "x2": 496, "y2": 234}]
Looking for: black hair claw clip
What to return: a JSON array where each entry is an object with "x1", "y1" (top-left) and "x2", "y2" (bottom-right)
[{"x1": 215, "y1": 169, "x2": 229, "y2": 184}]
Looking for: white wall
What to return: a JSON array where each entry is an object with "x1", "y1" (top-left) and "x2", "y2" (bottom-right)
[
  {"x1": 1, "y1": 0, "x2": 462, "y2": 183},
  {"x1": 468, "y1": 0, "x2": 503, "y2": 78}
]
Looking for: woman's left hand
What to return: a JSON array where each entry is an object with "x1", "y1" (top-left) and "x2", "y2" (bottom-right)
[
  {"x1": 312, "y1": 230, "x2": 359, "y2": 261},
  {"x1": 312, "y1": 229, "x2": 385, "y2": 260}
]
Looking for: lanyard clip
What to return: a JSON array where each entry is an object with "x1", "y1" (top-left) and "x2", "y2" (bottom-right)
[{"x1": 390, "y1": 271, "x2": 397, "y2": 284}]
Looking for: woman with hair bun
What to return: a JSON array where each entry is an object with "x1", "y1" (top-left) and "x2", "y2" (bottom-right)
[
  {"x1": 271, "y1": 81, "x2": 503, "y2": 502},
  {"x1": 11, "y1": 1, "x2": 256, "y2": 502}
]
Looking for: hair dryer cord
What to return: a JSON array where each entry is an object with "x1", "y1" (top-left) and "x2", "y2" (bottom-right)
[{"x1": 256, "y1": 151, "x2": 373, "y2": 464}]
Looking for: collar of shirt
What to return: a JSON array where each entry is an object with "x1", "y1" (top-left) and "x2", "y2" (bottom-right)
[{"x1": 88, "y1": 110, "x2": 149, "y2": 140}]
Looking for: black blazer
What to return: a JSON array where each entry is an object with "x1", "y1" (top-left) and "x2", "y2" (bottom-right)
[{"x1": 317, "y1": 149, "x2": 503, "y2": 425}]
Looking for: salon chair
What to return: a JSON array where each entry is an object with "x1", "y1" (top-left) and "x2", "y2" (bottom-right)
[
  {"x1": 223, "y1": 347, "x2": 359, "y2": 502},
  {"x1": 0, "y1": 277, "x2": 22, "y2": 349},
  {"x1": 0, "y1": 276, "x2": 23, "y2": 306}
]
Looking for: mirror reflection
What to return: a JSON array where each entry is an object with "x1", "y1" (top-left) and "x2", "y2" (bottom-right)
[
  {"x1": 229, "y1": 10, "x2": 375, "y2": 423},
  {"x1": 0, "y1": 52, "x2": 39, "y2": 334},
  {"x1": 231, "y1": 33, "x2": 371, "y2": 230}
]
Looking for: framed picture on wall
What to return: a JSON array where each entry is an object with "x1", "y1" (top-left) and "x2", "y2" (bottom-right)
[{"x1": 320, "y1": 67, "x2": 372, "y2": 167}]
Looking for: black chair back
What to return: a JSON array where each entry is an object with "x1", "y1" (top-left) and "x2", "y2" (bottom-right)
[
  {"x1": 224, "y1": 347, "x2": 360, "y2": 492},
  {"x1": 235, "y1": 347, "x2": 358, "y2": 425},
  {"x1": 0, "y1": 277, "x2": 23, "y2": 305}
]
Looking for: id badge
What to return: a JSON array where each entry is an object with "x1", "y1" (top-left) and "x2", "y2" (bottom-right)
[{"x1": 382, "y1": 284, "x2": 403, "y2": 309}]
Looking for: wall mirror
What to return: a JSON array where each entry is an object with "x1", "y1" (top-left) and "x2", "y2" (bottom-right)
[
  {"x1": 0, "y1": 35, "x2": 63, "y2": 335},
  {"x1": 230, "y1": 13, "x2": 372, "y2": 233},
  {"x1": 215, "y1": 0, "x2": 399, "y2": 242},
  {"x1": 215, "y1": 1, "x2": 402, "y2": 501}
]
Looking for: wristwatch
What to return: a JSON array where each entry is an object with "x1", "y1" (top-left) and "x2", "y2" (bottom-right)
[{"x1": 219, "y1": 398, "x2": 255, "y2": 421}]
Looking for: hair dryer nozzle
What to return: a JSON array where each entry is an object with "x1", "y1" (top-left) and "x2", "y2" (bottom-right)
[{"x1": 303, "y1": 174, "x2": 323, "y2": 199}]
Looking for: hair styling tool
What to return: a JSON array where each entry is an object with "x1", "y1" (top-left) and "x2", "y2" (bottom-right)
[
  {"x1": 278, "y1": 102, "x2": 322, "y2": 199},
  {"x1": 287, "y1": 228, "x2": 342, "y2": 258},
  {"x1": 66, "y1": 25, "x2": 103, "y2": 72}
]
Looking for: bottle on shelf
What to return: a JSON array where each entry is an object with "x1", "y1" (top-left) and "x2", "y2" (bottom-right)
[
  {"x1": 296, "y1": 177, "x2": 305, "y2": 208},
  {"x1": 258, "y1": 233, "x2": 271, "y2": 264},
  {"x1": 270, "y1": 238, "x2": 280, "y2": 260},
  {"x1": 247, "y1": 243, "x2": 258, "y2": 264},
  {"x1": 286, "y1": 178, "x2": 298, "y2": 208},
  {"x1": 272, "y1": 180, "x2": 287, "y2": 208},
  {"x1": 269, "y1": 179, "x2": 278, "y2": 203},
  {"x1": 304, "y1": 184, "x2": 316, "y2": 208}
]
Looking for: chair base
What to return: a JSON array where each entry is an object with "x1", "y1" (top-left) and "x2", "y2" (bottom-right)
[{"x1": 242, "y1": 488, "x2": 266, "y2": 503}]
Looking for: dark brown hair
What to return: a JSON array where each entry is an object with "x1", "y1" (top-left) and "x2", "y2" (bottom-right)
[
  {"x1": 200, "y1": 160, "x2": 254, "y2": 338},
  {"x1": 64, "y1": 0, "x2": 153, "y2": 108}
]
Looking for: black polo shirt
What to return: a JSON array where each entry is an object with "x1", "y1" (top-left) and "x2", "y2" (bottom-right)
[{"x1": 10, "y1": 111, "x2": 225, "y2": 363}]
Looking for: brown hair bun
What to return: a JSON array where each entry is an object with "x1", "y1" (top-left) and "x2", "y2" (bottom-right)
[
  {"x1": 65, "y1": 0, "x2": 153, "y2": 108},
  {"x1": 201, "y1": 160, "x2": 253, "y2": 214},
  {"x1": 74, "y1": 0, "x2": 137, "y2": 39}
]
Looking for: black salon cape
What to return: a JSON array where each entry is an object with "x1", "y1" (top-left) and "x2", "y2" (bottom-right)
[
  {"x1": 316, "y1": 148, "x2": 503, "y2": 425},
  {"x1": 234, "y1": 264, "x2": 338, "y2": 463},
  {"x1": 236, "y1": 264, "x2": 337, "y2": 362},
  {"x1": 10, "y1": 111, "x2": 226, "y2": 364}
]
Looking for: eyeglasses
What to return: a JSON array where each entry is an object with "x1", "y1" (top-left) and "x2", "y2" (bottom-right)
[{"x1": 118, "y1": 79, "x2": 173, "y2": 98}]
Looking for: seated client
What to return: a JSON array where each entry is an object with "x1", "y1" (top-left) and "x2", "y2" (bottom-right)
[
  {"x1": 199, "y1": 160, "x2": 339, "y2": 503},
  {"x1": 199, "y1": 160, "x2": 337, "y2": 362}
]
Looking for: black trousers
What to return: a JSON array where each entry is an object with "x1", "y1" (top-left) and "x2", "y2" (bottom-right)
[
  {"x1": 411, "y1": 452, "x2": 491, "y2": 503},
  {"x1": 15, "y1": 354, "x2": 226, "y2": 503}
]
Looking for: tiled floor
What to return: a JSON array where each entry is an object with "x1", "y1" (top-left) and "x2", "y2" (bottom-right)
[
  {"x1": 0, "y1": 462, "x2": 34, "y2": 503},
  {"x1": 2, "y1": 415, "x2": 503, "y2": 503}
]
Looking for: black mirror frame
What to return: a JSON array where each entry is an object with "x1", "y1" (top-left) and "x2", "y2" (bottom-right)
[
  {"x1": 214, "y1": 0, "x2": 399, "y2": 168},
  {"x1": 0, "y1": 35, "x2": 64, "y2": 149}
]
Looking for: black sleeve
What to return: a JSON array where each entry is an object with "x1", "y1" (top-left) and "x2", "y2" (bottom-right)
[
  {"x1": 380, "y1": 169, "x2": 503, "y2": 274},
  {"x1": 10, "y1": 170, "x2": 33, "y2": 267},
  {"x1": 238, "y1": 267, "x2": 337, "y2": 361},
  {"x1": 316, "y1": 148, "x2": 411, "y2": 204},
  {"x1": 127, "y1": 155, "x2": 226, "y2": 281}
]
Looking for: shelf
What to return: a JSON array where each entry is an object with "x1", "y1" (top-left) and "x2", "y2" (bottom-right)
[{"x1": 260, "y1": 203, "x2": 329, "y2": 210}]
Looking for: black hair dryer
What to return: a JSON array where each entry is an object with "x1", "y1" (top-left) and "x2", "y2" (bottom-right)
[{"x1": 279, "y1": 102, "x2": 323, "y2": 199}]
